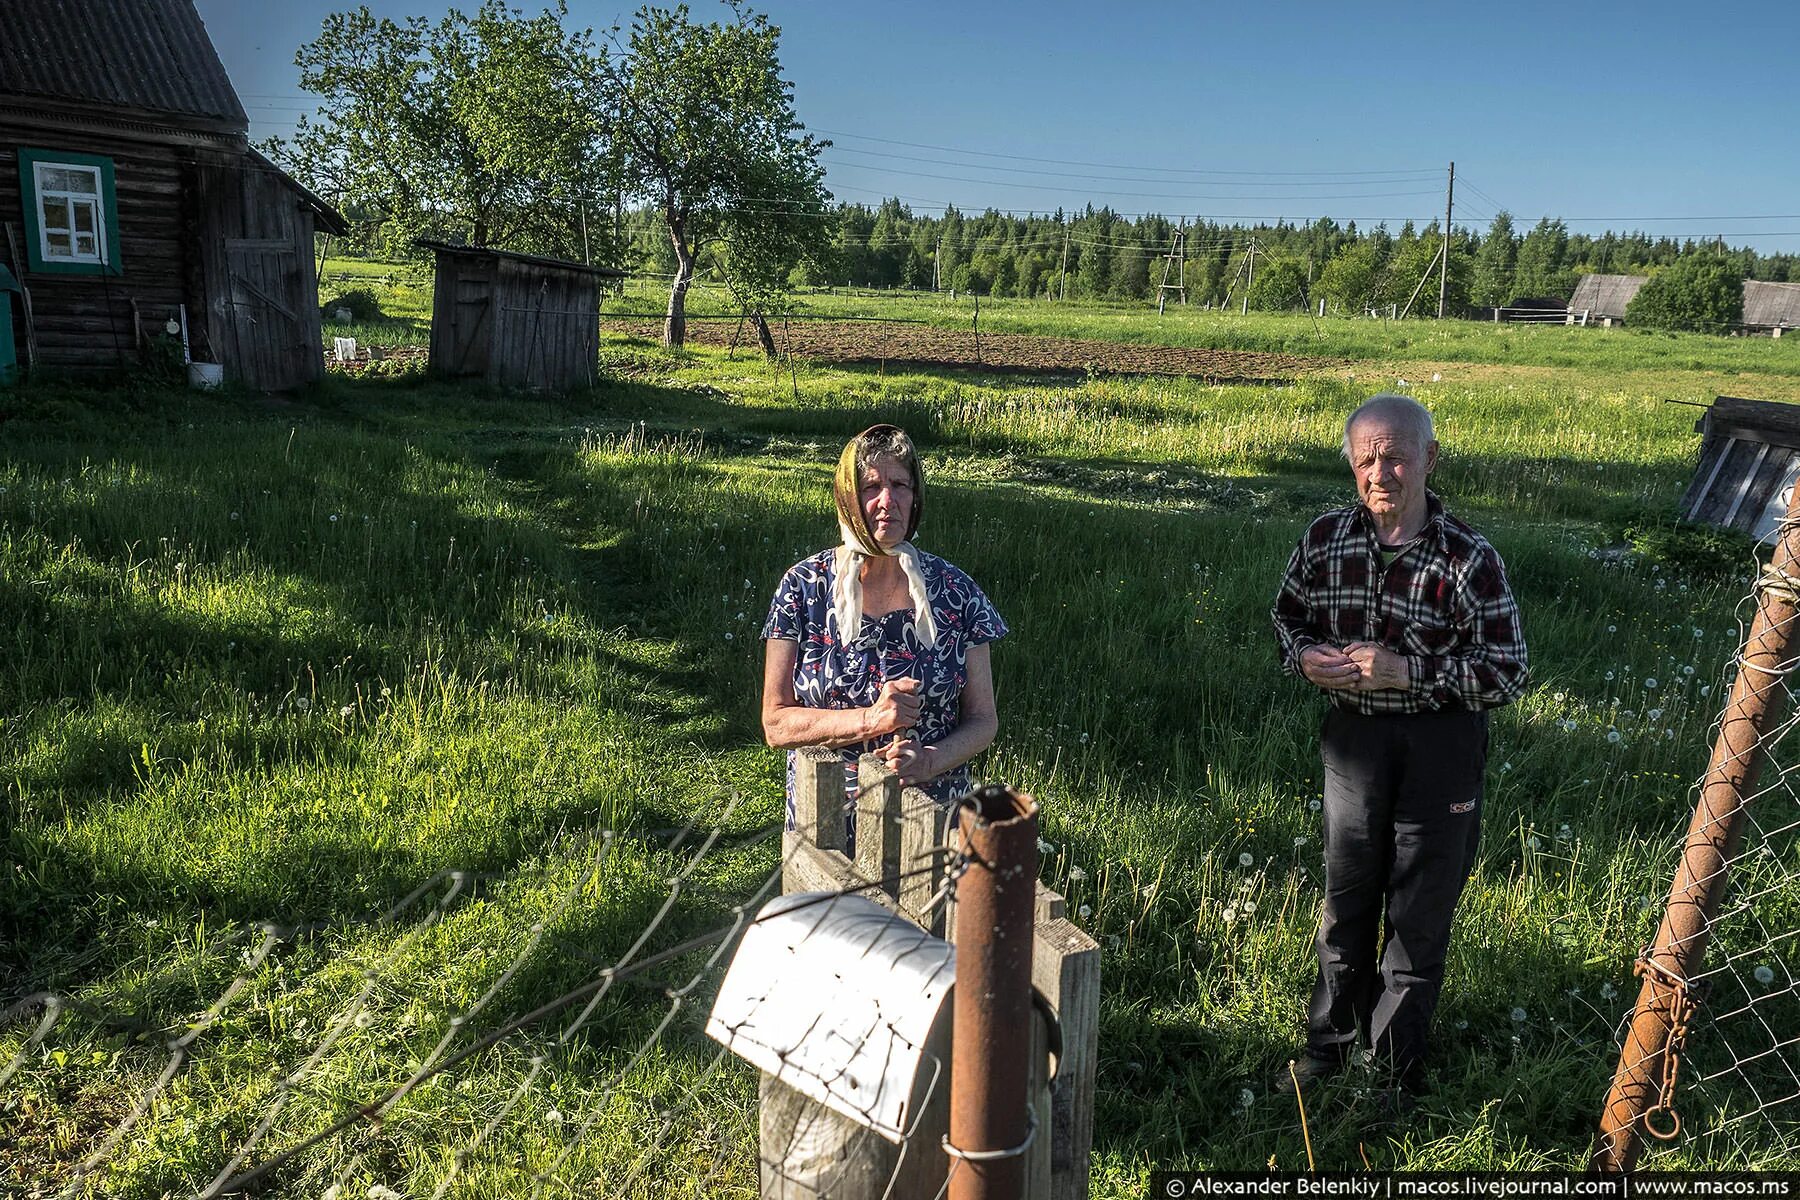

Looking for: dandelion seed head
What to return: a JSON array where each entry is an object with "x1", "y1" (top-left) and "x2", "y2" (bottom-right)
[
  {"x1": 1238, "y1": 852, "x2": 1254, "y2": 867},
  {"x1": 1755, "y1": 965, "x2": 1776, "y2": 986},
  {"x1": 1511, "y1": 1007, "x2": 1527, "y2": 1023}
]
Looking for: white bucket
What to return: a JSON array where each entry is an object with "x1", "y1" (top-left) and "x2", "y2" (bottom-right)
[{"x1": 187, "y1": 362, "x2": 224, "y2": 389}]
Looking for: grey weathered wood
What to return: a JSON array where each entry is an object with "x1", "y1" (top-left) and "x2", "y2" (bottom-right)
[
  {"x1": 856, "y1": 752, "x2": 904, "y2": 898},
  {"x1": 1033, "y1": 916, "x2": 1100, "y2": 1197},
  {"x1": 760, "y1": 999, "x2": 953, "y2": 1199},
  {"x1": 793, "y1": 746, "x2": 846, "y2": 854},
  {"x1": 780, "y1": 836, "x2": 896, "y2": 915},
  {"x1": 1035, "y1": 881, "x2": 1067, "y2": 924},
  {"x1": 898, "y1": 787, "x2": 946, "y2": 934},
  {"x1": 1028, "y1": 1001, "x2": 1053, "y2": 1199}
]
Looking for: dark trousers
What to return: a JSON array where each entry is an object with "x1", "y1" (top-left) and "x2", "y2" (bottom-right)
[{"x1": 1307, "y1": 706, "x2": 1487, "y2": 1087}]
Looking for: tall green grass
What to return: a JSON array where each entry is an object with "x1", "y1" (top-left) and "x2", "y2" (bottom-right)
[{"x1": 0, "y1": 336, "x2": 1793, "y2": 1195}]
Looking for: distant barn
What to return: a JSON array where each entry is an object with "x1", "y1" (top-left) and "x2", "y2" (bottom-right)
[
  {"x1": 1742, "y1": 280, "x2": 1800, "y2": 337},
  {"x1": 1567, "y1": 273, "x2": 1648, "y2": 327},
  {"x1": 0, "y1": 0, "x2": 347, "y2": 389},
  {"x1": 1569, "y1": 273, "x2": 1800, "y2": 335},
  {"x1": 419, "y1": 241, "x2": 625, "y2": 391},
  {"x1": 1682, "y1": 396, "x2": 1800, "y2": 540}
]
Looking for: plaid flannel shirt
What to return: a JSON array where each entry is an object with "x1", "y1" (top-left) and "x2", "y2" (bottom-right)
[{"x1": 1271, "y1": 491, "x2": 1529, "y2": 714}]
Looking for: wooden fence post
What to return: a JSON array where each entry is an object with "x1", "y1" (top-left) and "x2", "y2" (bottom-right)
[{"x1": 763, "y1": 754, "x2": 1097, "y2": 1199}]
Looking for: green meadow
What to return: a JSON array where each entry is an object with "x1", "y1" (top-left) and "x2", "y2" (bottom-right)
[{"x1": 2, "y1": 303, "x2": 1796, "y2": 1195}]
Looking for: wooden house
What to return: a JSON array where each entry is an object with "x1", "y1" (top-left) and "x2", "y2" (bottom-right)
[
  {"x1": 0, "y1": 0, "x2": 347, "y2": 389},
  {"x1": 419, "y1": 241, "x2": 625, "y2": 391},
  {"x1": 1742, "y1": 280, "x2": 1800, "y2": 337},
  {"x1": 1567, "y1": 273, "x2": 1648, "y2": 327},
  {"x1": 1681, "y1": 396, "x2": 1800, "y2": 541}
]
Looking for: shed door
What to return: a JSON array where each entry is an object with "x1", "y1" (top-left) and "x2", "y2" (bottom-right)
[
  {"x1": 451, "y1": 272, "x2": 494, "y2": 375},
  {"x1": 225, "y1": 238, "x2": 309, "y2": 390}
]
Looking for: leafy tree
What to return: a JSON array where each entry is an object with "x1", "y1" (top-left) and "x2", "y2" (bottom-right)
[
  {"x1": 1471, "y1": 212, "x2": 1517, "y2": 308},
  {"x1": 607, "y1": 4, "x2": 828, "y2": 347},
  {"x1": 1514, "y1": 218, "x2": 1575, "y2": 301},
  {"x1": 277, "y1": 2, "x2": 610, "y2": 255},
  {"x1": 1626, "y1": 254, "x2": 1745, "y2": 332},
  {"x1": 1246, "y1": 257, "x2": 1309, "y2": 311},
  {"x1": 1315, "y1": 240, "x2": 1382, "y2": 314}
]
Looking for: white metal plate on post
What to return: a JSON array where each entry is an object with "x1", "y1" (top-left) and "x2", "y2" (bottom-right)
[{"x1": 706, "y1": 892, "x2": 955, "y2": 1143}]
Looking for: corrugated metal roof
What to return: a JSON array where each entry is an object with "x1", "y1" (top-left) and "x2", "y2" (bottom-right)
[
  {"x1": 1568, "y1": 273, "x2": 1649, "y2": 319},
  {"x1": 0, "y1": 0, "x2": 246, "y2": 129},
  {"x1": 1744, "y1": 280, "x2": 1800, "y2": 329}
]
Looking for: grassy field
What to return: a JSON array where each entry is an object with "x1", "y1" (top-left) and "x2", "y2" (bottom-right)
[{"x1": 2, "y1": 295, "x2": 1797, "y2": 1195}]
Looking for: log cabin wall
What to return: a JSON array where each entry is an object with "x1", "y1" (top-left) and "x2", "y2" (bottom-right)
[{"x1": 0, "y1": 125, "x2": 196, "y2": 372}]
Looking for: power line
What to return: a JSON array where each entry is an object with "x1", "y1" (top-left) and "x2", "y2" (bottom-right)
[
  {"x1": 811, "y1": 127, "x2": 1441, "y2": 178},
  {"x1": 824, "y1": 145, "x2": 1441, "y2": 189},
  {"x1": 822, "y1": 158, "x2": 1444, "y2": 203}
]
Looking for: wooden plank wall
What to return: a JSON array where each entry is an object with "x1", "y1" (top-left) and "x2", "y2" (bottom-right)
[
  {"x1": 195, "y1": 153, "x2": 325, "y2": 391},
  {"x1": 491, "y1": 258, "x2": 598, "y2": 391},
  {"x1": 0, "y1": 126, "x2": 193, "y2": 371}
]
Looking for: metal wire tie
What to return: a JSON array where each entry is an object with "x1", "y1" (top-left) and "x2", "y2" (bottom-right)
[{"x1": 941, "y1": 1108, "x2": 1038, "y2": 1162}]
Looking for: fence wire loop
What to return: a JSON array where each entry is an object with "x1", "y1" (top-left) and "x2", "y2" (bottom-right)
[{"x1": 941, "y1": 1107, "x2": 1038, "y2": 1162}]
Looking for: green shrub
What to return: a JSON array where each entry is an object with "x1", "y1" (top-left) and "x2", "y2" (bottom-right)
[
  {"x1": 320, "y1": 286, "x2": 386, "y2": 321},
  {"x1": 1626, "y1": 256, "x2": 1744, "y2": 333},
  {"x1": 1624, "y1": 520, "x2": 1755, "y2": 579}
]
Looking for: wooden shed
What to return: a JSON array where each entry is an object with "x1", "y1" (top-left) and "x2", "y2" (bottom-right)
[
  {"x1": 420, "y1": 242, "x2": 624, "y2": 391},
  {"x1": 1568, "y1": 273, "x2": 1649, "y2": 327},
  {"x1": 0, "y1": 0, "x2": 347, "y2": 390},
  {"x1": 1681, "y1": 396, "x2": 1800, "y2": 541},
  {"x1": 1742, "y1": 280, "x2": 1800, "y2": 337}
]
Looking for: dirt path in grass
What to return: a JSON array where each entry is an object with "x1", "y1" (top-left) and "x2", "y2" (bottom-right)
[{"x1": 610, "y1": 318, "x2": 1338, "y2": 383}]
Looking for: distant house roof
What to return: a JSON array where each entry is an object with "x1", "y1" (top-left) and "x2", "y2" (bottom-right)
[
  {"x1": 414, "y1": 240, "x2": 628, "y2": 278},
  {"x1": 1568, "y1": 273, "x2": 1649, "y2": 320},
  {"x1": 0, "y1": 0, "x2": 247, "y2": 131},
  {"x1": 1743, "y1": 280, "x2": 1800, "y2": 330}
]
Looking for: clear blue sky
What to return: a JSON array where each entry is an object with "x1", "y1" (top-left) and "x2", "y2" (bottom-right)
[{"x1": 195, "y1": 0, "x2": 1800, "y2": 252}]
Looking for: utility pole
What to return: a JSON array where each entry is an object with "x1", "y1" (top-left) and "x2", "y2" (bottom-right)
[
  {"x1": 1242, "y1": 240, "x2": 1256, "y2": 315},
  {"x1": 934, "y1": 239, "x2": 941, "y2": 292},
  {"x1": 1438, "y1": 161, "x2": 1455, "y2": 319},
  {"x1": 1059, "y1": 227, "x2": 1070, "y2": 301},
  {"x1": 1156, "y1": 223, "x2": 1187, "y2": 315}
]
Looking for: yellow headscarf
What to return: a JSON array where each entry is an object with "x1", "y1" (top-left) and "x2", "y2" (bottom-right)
[{"x1": 830, "y1": 425, "x2": 937, "y2": 649}]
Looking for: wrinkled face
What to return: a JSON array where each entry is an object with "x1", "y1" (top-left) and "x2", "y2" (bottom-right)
[
  {"x1": 859, "y1": 455, "x2": 914, "y2": 550},
  {"x1": 1347, "y1": 417, "x2": 1438, "y2": 524}
]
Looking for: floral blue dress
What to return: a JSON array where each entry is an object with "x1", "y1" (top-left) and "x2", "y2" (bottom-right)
[{"x1": 763, "y1": 549, "x2": 1007, "y2": 836}]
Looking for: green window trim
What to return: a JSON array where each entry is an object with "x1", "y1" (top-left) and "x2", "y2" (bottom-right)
[{"x1": 17, "y1": 147, "x2": 123, "y2": 276}]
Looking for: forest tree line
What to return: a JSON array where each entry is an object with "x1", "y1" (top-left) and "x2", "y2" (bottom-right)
[{"x1": 613, "y1": 200, "x2": 1800, "y2": 318}]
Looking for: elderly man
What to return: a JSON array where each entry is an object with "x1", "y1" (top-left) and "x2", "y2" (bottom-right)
[{"x1": 1271, "y1": 393, "x2": 1528, "y2": 1099}]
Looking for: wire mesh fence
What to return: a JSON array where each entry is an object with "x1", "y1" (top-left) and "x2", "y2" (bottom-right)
[
  {"x1": 1596, "y1": 504, "x2": 1800, "y2": 1169},
  {"x1": 0, "y1": 753, "x2": 1084, "y2": 1199}
]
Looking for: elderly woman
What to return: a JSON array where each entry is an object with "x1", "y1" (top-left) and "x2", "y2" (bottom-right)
[{"x1": 761, "y1": 424, "x2": 1005, "y2": 845}]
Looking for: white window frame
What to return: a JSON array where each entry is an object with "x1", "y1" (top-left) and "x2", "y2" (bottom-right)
[{"x1": 33, "y1": 159, "x2": 108, "y2": 266}]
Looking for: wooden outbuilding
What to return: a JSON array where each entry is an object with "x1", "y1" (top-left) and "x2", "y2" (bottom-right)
[
  {"x1": 1681, "y1": 396, "x2": 1800, "y2": 541},
  {"x1": 1742, "y1": 280, "x2": 1800, "y2": 337},
  {"x1": 1568, "y1": 273, "x2": 1649, "y2": 327},
  {"x1": 0, "y1": 0, "x2": 347, "y2": 389},
  {"x1": 419, "y1": 241, "x2": 625, "y2": 391}
]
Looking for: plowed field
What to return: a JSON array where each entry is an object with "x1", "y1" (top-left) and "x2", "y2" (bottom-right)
[{"x1": 611, "y1": 318, "x2": 1334, "y2": 382}]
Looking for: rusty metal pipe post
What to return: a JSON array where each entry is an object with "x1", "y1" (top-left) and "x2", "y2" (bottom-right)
[
  {"x1": 1594, "y1": 490, "x2": 1800, "y2": 1171},
  {"x1": 949, "y1": 785, "x2": 1039, "y2": 1200}
]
